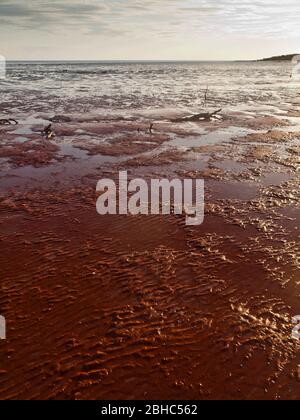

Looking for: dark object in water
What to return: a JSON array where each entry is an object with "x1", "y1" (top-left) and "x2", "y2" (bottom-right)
[
  {"x1": 149, "y1": 123, "x2": 154, "y2": 134},
  {"x1": 203, "y1": 86, "x2": 209, "y2": 106},
  {"x1": 42, "y1": 123, "x2": 56, "y2": 139},
  {"x1": 0, "y1": 118, "x2": 18, "y2": 125},
  {"x1": 171, "y1": 109, "x2": 222, "y2": 123}
]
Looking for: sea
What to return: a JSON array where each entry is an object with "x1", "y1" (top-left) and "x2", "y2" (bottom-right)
[{"x1": 0, "y1": 60, "x2": 299, "y2": 119}]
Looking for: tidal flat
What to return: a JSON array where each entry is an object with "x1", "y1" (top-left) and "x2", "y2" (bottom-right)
[{"x1": 0, "y1": 61, "x2": 299, "y2": 400}]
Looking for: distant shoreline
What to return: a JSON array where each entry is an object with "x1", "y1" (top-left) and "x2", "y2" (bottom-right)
[{"x1": 258, "y1": 54, "x2": 298, "y2": 62}]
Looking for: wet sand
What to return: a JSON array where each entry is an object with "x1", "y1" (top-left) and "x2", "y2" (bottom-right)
[{"x1": 0, "y1": 109, "x2": 300, "y2": 400}]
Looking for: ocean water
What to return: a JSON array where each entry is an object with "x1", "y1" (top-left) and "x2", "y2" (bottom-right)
[{"x1": 0, "y1": 61, "x2": 299, "y2": 118}]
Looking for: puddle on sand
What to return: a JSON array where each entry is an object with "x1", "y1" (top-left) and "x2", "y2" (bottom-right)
[
  {"x1": 14, "y1": 137, "x2": 29, "y2": 143},
  {"x1": 58, "y1": 143, "x2": 88, "y2": 159},
  {"x1": 209, "y1": 179, "x2": 260, "y2": 200},
  {"x1": 261, "y1": 172, "x2": 291, "y2": 187},
  {"x1": 169, "y1": 126, "x2": 251, "y2": 148},
  {"x1": 12, "y1": 126, "x2": 35, "y2": 136}
]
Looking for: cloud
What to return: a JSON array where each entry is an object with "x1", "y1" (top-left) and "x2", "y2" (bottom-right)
[
  {"x1": 0, "y1": 0, "x2": 299, "y2": 44},
  {"x1": 0, "y1": 0, "x2": 299, "y2": 38}
]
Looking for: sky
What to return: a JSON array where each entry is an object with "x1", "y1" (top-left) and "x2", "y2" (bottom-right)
[{"x1": 0, "y1": 0, "x2": 299, "y2": 60}]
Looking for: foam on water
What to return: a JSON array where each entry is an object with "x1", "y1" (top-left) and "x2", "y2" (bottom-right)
[{"x1": 1, "y1": 61, "x2": 299, "y2": 118}]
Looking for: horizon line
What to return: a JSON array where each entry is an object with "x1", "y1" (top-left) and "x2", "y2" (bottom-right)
[
  {"x1": 4, "y1": 55, "x2": 297, "y2": 63},
  {"x1": 3, "y1": 58, "x2": 269, "y2": 63}
]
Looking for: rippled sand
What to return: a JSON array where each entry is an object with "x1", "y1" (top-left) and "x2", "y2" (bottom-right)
[{"x1": 0, "y1": 105, "x2": 299, "y2": 400}]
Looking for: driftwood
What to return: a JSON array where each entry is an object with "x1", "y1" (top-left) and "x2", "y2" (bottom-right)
[
  {"x1": 203, "y1": 86, "x2": 209, "y2": 106},
  {"x1": 171, "y1": 109, "x2": 222, "y2": 123},
  {"x1": 0, "y1": 118, "x2": 18, "y2": 125},
  {"x1": 42, "y1": 123, "x2": 56, "y2": 139}
]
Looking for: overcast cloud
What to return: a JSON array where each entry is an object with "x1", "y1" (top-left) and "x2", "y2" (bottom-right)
[{"x1": 0, "y1": 0, "x2": 299, "y2": 60}]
